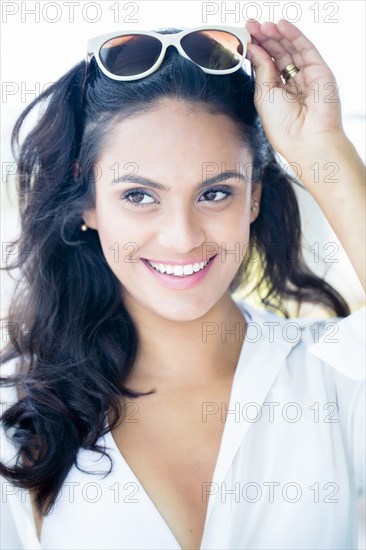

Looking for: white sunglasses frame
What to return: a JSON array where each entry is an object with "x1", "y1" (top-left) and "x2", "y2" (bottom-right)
[{"x1": 87, "y1": 25, "x2": 251, "y2": 81}]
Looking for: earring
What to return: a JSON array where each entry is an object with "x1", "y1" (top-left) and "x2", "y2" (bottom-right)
[
  {"x1": 251, "y1": 198, "x2": 259, "y2": 212},
  {"x1": 81, "y1": 223, "x2": 88, "y2": 231}
]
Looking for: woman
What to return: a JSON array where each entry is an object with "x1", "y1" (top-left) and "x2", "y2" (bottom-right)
[{"x1": 0, "y1": 19, "x2": 365, "y2": 550}]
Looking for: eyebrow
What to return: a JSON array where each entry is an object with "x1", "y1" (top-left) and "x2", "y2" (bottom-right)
[{"x1": 111, "y1": 170, "x2": 248, "y2": 190}]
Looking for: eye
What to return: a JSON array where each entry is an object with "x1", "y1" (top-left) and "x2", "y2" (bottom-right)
[
  {"x1": 199, "y1": 188, "x2": 232, "y2": 203},
  {"x1": 121, "y1": 190, "x2": 157, "y2": 208},
  {"x1": 120, "y1": 186, "x2": 233, "y2": 209}
]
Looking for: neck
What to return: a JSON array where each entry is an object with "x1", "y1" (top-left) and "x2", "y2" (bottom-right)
[{"x1": 122, "y1": 292, "x2": 247, "y2": 391}]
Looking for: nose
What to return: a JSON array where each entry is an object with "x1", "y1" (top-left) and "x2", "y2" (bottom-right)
[{"x1": 156, "y1": 205, "x2": 205, "y2": 254}]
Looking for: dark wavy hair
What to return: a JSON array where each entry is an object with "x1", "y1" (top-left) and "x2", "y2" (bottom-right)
[{"x1": 0, "y1": 27, "x2": 350, "y2": 518}]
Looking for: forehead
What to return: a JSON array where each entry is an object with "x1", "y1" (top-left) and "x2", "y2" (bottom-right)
[{"x1": 97, "y1": 99, "x2": 253, "y2": 175}]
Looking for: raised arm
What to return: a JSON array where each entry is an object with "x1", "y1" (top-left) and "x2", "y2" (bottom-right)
[{"x1": 245, "y1": 19, "x2": 366, "y2": 293}]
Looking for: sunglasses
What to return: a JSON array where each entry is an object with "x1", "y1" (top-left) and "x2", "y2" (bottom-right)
[{"x1": 86, "y1": 25, "x2": 251, "y2": 81}]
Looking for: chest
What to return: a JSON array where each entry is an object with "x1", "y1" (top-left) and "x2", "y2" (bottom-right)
[{"x1": 109, "y1": 383, "x2": 233, "y2": 549}]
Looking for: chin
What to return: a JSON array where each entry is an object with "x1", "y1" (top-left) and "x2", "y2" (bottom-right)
[{"x1": 145, "y1": 294, "x2": 219, "y2": 322}]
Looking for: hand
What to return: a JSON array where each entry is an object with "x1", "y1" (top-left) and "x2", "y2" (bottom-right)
[{"x1": 245, "y1": 19, "x2": 345, "y2": 159}]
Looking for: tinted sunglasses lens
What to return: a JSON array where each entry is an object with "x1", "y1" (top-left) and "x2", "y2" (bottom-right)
[
  {"x1": 181, "y1": 30, "x2": 244, "y2": 70},
  {"x1": 99, "y1": 34, "x2": 162, "y2": 76}
]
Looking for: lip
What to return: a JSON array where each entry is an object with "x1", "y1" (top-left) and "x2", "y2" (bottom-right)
[
  {"x1": 141, "y1": 255, "x2": 217, "y2": 290},
  {"x1": 141, "y1": 254, "x2": 217, "y2": 266}
]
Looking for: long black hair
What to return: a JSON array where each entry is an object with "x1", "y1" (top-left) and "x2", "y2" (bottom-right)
[{"x1": 0, "y1": 27, "x2": 350, "y2": 518}]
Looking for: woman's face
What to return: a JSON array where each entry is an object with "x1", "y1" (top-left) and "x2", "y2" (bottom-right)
[{"x1": 83, "y1": 98, "x2": 261, "y2": 321}]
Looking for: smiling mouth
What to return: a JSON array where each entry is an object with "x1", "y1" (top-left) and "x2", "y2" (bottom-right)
[{"x1": 142, "y1": 255, "x2": 217, "y2": 277}]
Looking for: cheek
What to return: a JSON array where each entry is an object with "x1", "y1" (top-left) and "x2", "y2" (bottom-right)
[
  {"x1": 94, "y1": 201, "x2": 151, "y2": 269},
  {"x1": 220, "y1": 206, "x2": 251, "y2": 266},
  {"x1": 196, "y1": 215, "x2": 248, "y2": 276},
  {"x1": 218, "y1": 203, "x2": 251, "y2": 240}
]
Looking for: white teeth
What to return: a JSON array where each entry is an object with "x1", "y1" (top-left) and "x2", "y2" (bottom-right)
[
  {"x1": 146, "y1": 258, "x2": 211, "y2": 277},
  {"x1": 174, "y1": 265, "x2": 184, "y2": 276},
  {"x1": 183, "y1": 265, "x2": 194, "y2": 275}
]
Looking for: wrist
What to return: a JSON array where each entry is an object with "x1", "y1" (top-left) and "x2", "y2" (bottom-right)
[
  {"x1": 282, "y1": 131, "x2": 362, "y2": 191},
  {"x1": 284, "y1": 130, "x2": 350, "y2": 161}
]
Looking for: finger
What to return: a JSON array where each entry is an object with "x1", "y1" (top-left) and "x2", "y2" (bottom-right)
[
  {"x1": 258, "y1": 22, "x2": 299, "y2": 66},
  {"x1": 276, "y1": 19, "x2": 328, "y2": 66},
  {"x1": 247, "y1": 22, "x2": 299, "y2": 70},
  {"x1": 276, "y1": 20, "x2": 338, "y2": 93},
  {"x1": 246, "y1": 19, "x2": 325, "y2": 68},
  {"x1": 255, "y1": 37, "x2": 294, "y2": 75},
  {"x1": 245, "y1": 19, "x2": 326, "y2": 87},
  {"x1": 246, "y1": 21, "x2": 300, "y2": 84},
  {"x1": 257, "y1": 24, "x2": 307, "y2": 86},
  {"x1": 245, "y1": 20, "x2": 269, "y2": 43},
  {"x1": 246, "y1": 42, "x2": 282, "y2": 87}
]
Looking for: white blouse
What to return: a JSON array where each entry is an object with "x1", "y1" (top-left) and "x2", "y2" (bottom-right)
[{"x1": 1, "y1": 297, "x2": 365, "y2": 550}]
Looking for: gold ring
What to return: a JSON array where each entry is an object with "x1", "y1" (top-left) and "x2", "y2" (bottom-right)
[{"x1": 280, "y1": 63, "x2": 300, "y2": 83}]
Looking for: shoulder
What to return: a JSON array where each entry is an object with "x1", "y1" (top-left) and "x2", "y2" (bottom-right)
[
  {"x1": 239, "y1": 300, "x2": 366, "y2": 498},
  {"x1": 236, "y1": 296, "x2": 365, "y2": 411},
  {"x1": 235, "y1": 298, "x2": 365, "y2": 409},
  {"x1": 237, "y1": 297, "x2": 365, "y2": 378}
]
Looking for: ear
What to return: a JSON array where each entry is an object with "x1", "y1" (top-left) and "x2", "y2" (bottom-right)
[
  {"x1": 73, "y1": 161, "x2": 99, "y2": 230},
  {"x1": 250, "y1": 181, "x2": 262, "y2": 224},
  {"x1": 81, "y1": 208, "x2": 98, "y2": 230}
]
